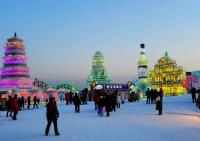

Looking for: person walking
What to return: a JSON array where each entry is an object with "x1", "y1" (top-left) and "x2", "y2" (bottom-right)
[
  {"x1": 27, "y1": 96, "x2": 31, "y2": 109},
  {"x1": 82, "y1": 93, "x2": 87, "y2": 105},
  {"x1": 18, "y1": 97, "x2": 22, "y2": 111},
  {"x1": 159, "y1": 87, "x2": 164, "y2": 103},
  {"x1": 156, "y1": 96, "x2": 162, "y2": 115},
  {"x1": 45, "y1": 97, "x2": 60, "y2": 136},
  {"x1": 21, "y1": 96, "x2": 25, "y2": 109},
  {"x1": 146, "y1": 88, "x2": 150, "y2": 104},
  {"x1": 97, "y1": 96, "x2": 104, "y2": 117},
  {"x1": 105, "y1": 94, "x2": 112, "y2": 117},
  {"x1": 65, "y1": 93, "x2": 70, "y2": 105},
  {"x1": 11, "y1": 94, "x2": 19, "y2": 120},
  {"x1": 111, "y1": 93, "x2": 117, "y2": 111},
  {"x1": 37, "y1": 97, "x2": 40, "y2": 105},
  {"x1": 73, "y1": 93, "x2": 81, "y2": 113},
  {"x1": 6, "y1": 95, "x2": 12, "y2": 117},
  {"x1": 153, "y1": 89, "x2": 158, "y2": 104},
  {"x1": 120, "y1": 91, "x2": 125, "y2": 104},
  {"x1": 93, "y1": 92, "x2": 99, "y2": 110},
  {"x1": 191, "y1": 87, "x2": 197, "y2": 103},
  {"x1": 33, "y1": 96, "x2": 38, "y2": 108},
  {"x1": 196, "y1": 90, "x2": 200, "y2": 110},
  {"x1": 116, "y1": 94, "x2": 121, "y2": 108}
]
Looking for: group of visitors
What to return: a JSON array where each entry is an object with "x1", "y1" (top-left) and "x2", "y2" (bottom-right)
[
  {"x1": 93, "y1": 90, "x2": 124, "y2": 117},
  {"x1": 5, "y1": 94, "x2": 41, "y2": 120},
  {"x1": 64, "y1": 92, "x2": 83, "y2": 113},
  {"x1": 65, "y1": 91, "x2": 88, "y2": 106},
  {"x1": 146, "y1": 88, "x2": 163, "y2": 115},
  {"x1": 4, "y1": 86, "x2": 200, "y2": 137},
  {"x1": 128, "y1": 91, "x2": 140, "y2": 102},
  {"x1": 146, "y1": 88, "x2": 163, "y2": 104},
  {"x1": 64, "y1": 92, "x2": 73, "y2": 105},
  {"x1": 6, "y1": 94, "x2": 19, "y2": 120}
]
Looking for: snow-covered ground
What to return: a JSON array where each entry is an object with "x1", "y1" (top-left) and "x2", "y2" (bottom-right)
[{"x1": 0, "y1": 94, "x2": 200, "y2": 141}]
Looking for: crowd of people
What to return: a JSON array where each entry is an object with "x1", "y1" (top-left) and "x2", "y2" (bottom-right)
[
  {"x1": 146, "y1": 88, "x2": 163, "y2": 115},
  {"x1": 92, "y1": 90, "x2": 125, "y2": 117},
  {"x1": 5, "y1": 94, "x2": 41, "y2": 120},
  {"x1": 64, "y1": 91, "x2": 88, "y2": 106},
  {"x1": 2, "y1": 86, "x2": 200, "y2": 136},
  {"x1": 63, "y1": 90, "x2": 126, "y2": 117}
]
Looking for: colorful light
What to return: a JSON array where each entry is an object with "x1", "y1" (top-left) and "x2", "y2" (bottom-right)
[
  {"x1": 149, "y1": 52, "x2": 187, "y2": 96},
  {"x1": 0, "y1": 33, "x2": 32, "y2": 89},
  {"x1": 0, "y1": 78, "x2": 33, "y2": 88},
  {"x1": 182, "y1": 76, "x2": 199, "y2": 89},
  {"x1": 87, "y1": 51, "x2": 112, "y2": 88},
  {"x1": 4, "y1": 49, "x2": 25, "y2": 55}
]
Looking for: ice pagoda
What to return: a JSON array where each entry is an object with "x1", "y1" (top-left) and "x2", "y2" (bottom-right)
[
  {"x1": 0, "y1": 33, "x2": 32, "y2": 89},
  {"x1": 87, "y1": 51, "x2": 112, "y2": 88}
]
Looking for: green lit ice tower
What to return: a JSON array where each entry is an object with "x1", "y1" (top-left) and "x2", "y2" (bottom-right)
[
  {"x1": 87, "y1": 51, "x2": 112, "y2": 87},
  {"x1": 138, "y1": 44, "x2": 149, "y2": 85}
]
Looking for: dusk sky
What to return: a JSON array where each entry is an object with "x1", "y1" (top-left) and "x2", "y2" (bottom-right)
[{"x1": 0, "y1": 0, "x2": 200, "y2": 87}]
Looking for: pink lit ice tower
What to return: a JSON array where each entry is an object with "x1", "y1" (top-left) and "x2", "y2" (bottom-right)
[{"x1": 0, "y1": 33, "x2": 32, "y2": 89}]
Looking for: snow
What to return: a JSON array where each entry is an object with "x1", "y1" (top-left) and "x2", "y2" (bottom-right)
[{"x1": 0, "y1": 94, "x2": 200, "y2": 141}]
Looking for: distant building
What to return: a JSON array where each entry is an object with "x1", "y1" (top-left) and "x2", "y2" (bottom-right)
[
  {"x1": 87, "y1": 51, "x2": 112, "y2": 88},
  {"x1": 149, "y1": 52, "x2": 187, "y2": 96}
]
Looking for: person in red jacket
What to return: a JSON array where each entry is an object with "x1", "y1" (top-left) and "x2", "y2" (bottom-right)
[
  {"x1": 65, "y1": 93, "x2": 70, "y2": 105},
  {"x1": 45, "y1": 97, "x2": 60, "y2": 136},
  {"x1": 93, "y1": 92, "x2": 99, "y2": 110},
  {"x1": 11, "y1": 94, "x2": 19, "y2": 120}
]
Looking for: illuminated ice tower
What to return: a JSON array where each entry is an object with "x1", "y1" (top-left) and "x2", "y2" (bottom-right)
[
  {"x1": 0, "y1": 33, "x2": 32, "y2": 89},
  {"x1": 138, "y1": 44, "x2": 149, "y2": 84},
  {"x1": 87, "y1": 51, "x2": 112, "y2": 87}
]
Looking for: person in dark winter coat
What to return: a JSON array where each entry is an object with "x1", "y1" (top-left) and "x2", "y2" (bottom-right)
[
  {"x1": 73, "y1": 93, "x2": 81, "y2": 113},
  {"x1": 97, "y1": 96, "x2": 104, "y2": 117},
  {"x1": 37, "y1": 98, "x2": 40, "y2": 105},
  {"x1": 6, "y1": 95, "x2": 12, "y2": 117},
  {"x1": 18, "y1": 97, "x2": 22, "y2": 110},
  {"x1": 116, "y1": 94, "x2": 121, "y2": 108},
  {"x1": 159, "y1": 88, "x2": 164, "y2": 103},
  {"x1": 196, "y1": 90, "x2": 200, "y2": 109},
  {"x1": 111, "y1": 93, "x2": 117, "y2": 111},
  {"x1": 46, "y1": 98, "x2": 48, "y2": 103},
  {"x1": 65, "y1": 93, "x2": 70, "y2": 105},
  {"x1": 146, "y1": 88, "x2": 150, "y2": 104},
  {"x1": 153, "y1": 89, "x2": 158, "y2": 104},
  {"x1": 93, "y1": 92, "x2": 99, "y2": 110},
  {"x1": 21, "y1": 96, "x2": 25, "y2": 109},
  {"x1": 81, "y1": 93, "x2": 87, "y2": 105},
  {"x1": 27, "y1": 96, "x2": 31, "y2": 109},
  {"x1": 156, "y1": 96, "x2": 162, "y2": 115},
  {"x1": 45, "y1": 97, "x2": 60, "y2": 136},
  {"x1": 104, "y1": 94, "x2": 112, "y2": 117},
  {"x1": 191, "y1": 87, "x2": 197, "y2": 103},
  {"x1": 11, "y1": 94, "x2": 19, "y2": 120},
  {"x1": 33, "y1": 96, "x2": 38, "y2": 108}
]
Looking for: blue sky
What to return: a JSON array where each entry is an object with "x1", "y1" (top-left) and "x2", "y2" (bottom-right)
[{"x1": 0, "y1": 0, "x2": 200, "y2": 87}]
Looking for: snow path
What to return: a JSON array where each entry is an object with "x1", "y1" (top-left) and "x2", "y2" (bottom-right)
[{"x1": 0, "y1": 94, "x2": 200, "y2": 141}]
